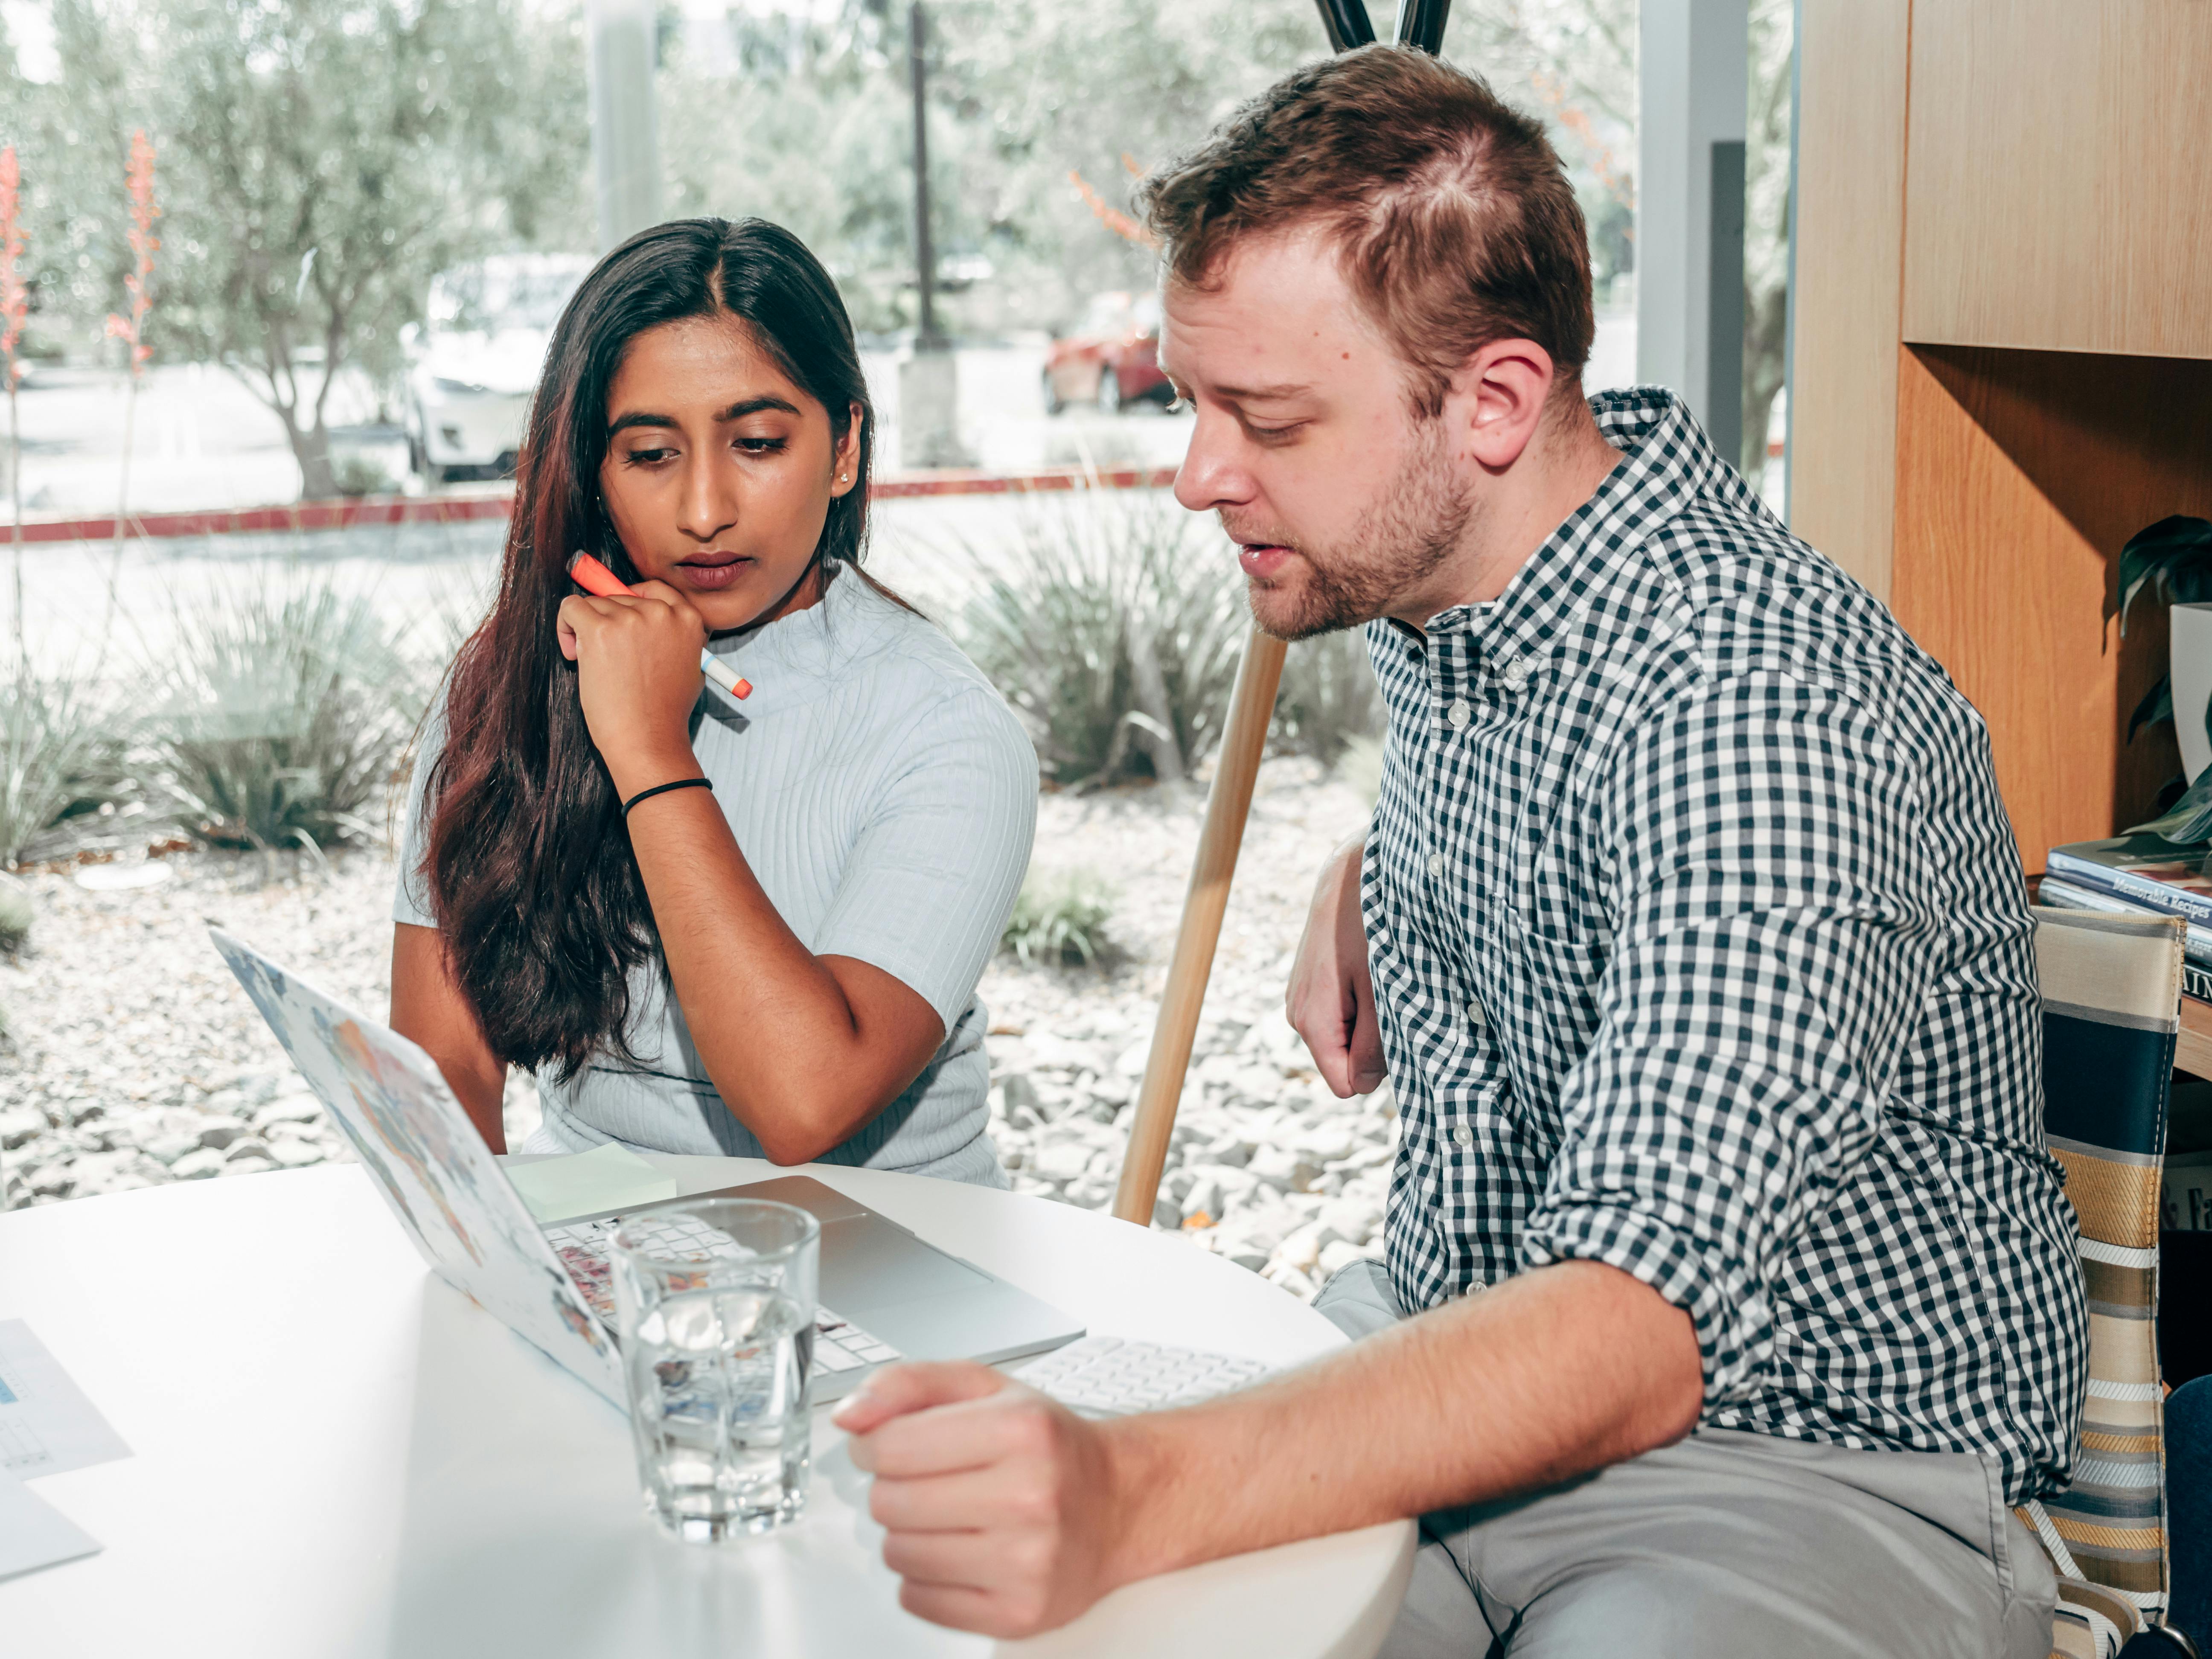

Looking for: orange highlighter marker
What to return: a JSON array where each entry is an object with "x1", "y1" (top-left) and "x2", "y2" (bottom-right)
[{"x1": 566, "y1": 551, "x2": 751, "y2": 702}]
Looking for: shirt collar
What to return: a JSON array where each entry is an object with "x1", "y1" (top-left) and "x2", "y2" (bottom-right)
[{"x1": 1415, "y1": 387, "x2": 1720, "y2": 669}]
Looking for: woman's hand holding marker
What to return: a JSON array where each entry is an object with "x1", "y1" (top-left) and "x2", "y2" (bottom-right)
[
  {"x1": 567, "y1": 551, "x2": 754, "y2": 702},
  {"x1": 558, "y1": 553, "x2": 721, "y2": 797}
]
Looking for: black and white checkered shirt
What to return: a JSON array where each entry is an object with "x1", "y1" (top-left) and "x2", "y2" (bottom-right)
[{"x1": 1362, "y1": 390, "x2": 2086, "y2": 1502}]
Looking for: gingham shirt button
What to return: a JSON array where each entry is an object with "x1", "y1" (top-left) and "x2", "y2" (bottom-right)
[
  {"x1": 1467, "y1": 997, "x2": 1487, "y2": 1027},
  {"x1": 1446, "y1": 698, "x2": 1471, "y2": 729},
  {"x1": 1452, "y1": 1125, "x2": 1475, "y2": 1148},
  {"x1": 1426, "y1": 850, "x2": 1445, "y2": 876},
  {"x1": 1501, "y1": 655, "x2": 1532, "y2": 689}
]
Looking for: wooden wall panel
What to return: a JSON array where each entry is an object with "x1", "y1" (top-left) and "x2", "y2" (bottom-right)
[
  {"x1": 1892, "y1": 346, "x2": 2212, "y2": 875},
  {"x1": 1902, "y1": 0, "x2": 2212, "y2": 360},
  {"x1": 1784, "y1": 0, "x2": 1912, "y2": 599}
]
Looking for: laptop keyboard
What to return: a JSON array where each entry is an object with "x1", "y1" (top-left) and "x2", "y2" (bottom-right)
[
  {"x1": 1012, "y1": 1336, "x2": 1273, "y2": 1417},
  {"x1": 541, "y1": 1215, "x2": 904, "y2": 1382},
  {"x1": 541, "y1": 1217, "x2": 1272, "y2": 1413}
]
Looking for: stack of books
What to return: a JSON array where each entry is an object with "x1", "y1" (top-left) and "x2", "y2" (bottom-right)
[{"x1": 2040, "y1": 832, "x2": 2212, "y2": 1005}]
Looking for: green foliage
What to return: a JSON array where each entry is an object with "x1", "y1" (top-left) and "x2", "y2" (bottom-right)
[
  {"x1": 332, "y1": 454, "x2": 399, "y2": 498},
  {"x1": 958, "y1": 491, "x2": 1246, "y2": 787},
  {"x1": 2119, "y1": 517, "x2": 2212, "y2": 626},
  {"x1": 153, "y1": 579, "x2": 416, "y2": 849},
  {"x1": 1272, "y1": 630, "x2": 1384, "y2": 765},
  {"x1": 0, "y1": 663, "x2": 126, "y2": 867},
  {"x1": 0, "y1": 871, "x2": 28, "y2": 951},
  {"x1": 657, "y1": 0, "x2": 1318, "y2": 334},
  {"x1": 3, "y1": 0, "x2": 588, "y2": 496},
  {"x1": 1001, "y1": 867, "x2": 1115, "y2": 967}
]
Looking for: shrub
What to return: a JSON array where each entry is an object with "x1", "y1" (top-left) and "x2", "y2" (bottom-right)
[
  {"x1": 0, "y1": 870, "x2": 29, "y2": 950},
  {"x1": 1272, "y1": 629, "x2": 1385, "y2": 765},
  {"x1": 959, "y1": 492, "x2": 1248, "y2": 788},
  {"x1": 333, "y1": 452, "x2": 398, "y2": 498},
  {"x1": 153, "y1": 579, "x2": 416, "y2": 849},
  {"x1": 0, "y1": 664, "x2": 128, "y2": 867},
  {"x1": 1001, "y1": 867, "x2": 1116, "y2": 967}
]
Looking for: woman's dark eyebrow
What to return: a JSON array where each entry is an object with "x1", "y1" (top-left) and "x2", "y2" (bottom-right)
[
  {"x1": 717, "y1": 395, "x2": 800, "y2": 421},
  {"x1": 606, "y1": 396, "x2": 801, "y2": 437}
]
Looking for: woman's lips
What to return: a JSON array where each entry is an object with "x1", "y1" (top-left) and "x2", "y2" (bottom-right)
[
  {"x1": 1237, "y1": 543, "x2": 1292, "y2": 579},
  {"x1": 677, "y1": 556, "x2": 752, "y2": 591}
]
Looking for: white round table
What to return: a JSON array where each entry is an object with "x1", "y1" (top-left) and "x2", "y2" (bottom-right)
[{"x1": 0, "y1": 1159, "x2": 1414, "y2": 1657}]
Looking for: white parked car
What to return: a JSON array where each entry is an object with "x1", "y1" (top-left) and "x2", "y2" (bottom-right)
[{"x1": 407, "y1": 254, "x2": 592, "y2": 483}]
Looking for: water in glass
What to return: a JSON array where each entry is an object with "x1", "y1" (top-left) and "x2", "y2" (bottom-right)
[{"x1": 613, "y1": 1200, "x2": 820, "y2": 1540}]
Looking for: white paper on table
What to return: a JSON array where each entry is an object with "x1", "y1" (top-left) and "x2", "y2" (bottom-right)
[
  {"x1": 0, "y1": 1320, "x2": 132, "y2": 1477},
  {"x1": 0, "y1": 1468, "x2": 100, "y2": 1580}
]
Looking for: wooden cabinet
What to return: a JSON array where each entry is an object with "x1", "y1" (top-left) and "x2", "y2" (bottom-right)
[
  {"x1": 1793, "y1": 0, "x2": 2212, "y2": 874},
  {"x1": 1902, "y1": 1, "x2": 2212, "y2": 361}
]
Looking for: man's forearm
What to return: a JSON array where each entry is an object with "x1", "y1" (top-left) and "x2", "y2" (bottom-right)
[{"x1": 1094, "y1": 1260, "x2": 1703, "y2": 1587}]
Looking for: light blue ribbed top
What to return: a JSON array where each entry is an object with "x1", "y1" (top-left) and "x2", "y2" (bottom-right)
[{"x1": 394, "y1": 567, "x2": 1036, "y2": 1185}]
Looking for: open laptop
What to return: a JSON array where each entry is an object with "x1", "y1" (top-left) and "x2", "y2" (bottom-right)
[{"x1": 209, "y1": 928, "x2": 1083, "y2": 1408}]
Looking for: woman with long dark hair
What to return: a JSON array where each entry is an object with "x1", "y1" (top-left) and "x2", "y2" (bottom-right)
[{"x1": 388, "y1": 218, "x2": 1035, "y2": 1184}]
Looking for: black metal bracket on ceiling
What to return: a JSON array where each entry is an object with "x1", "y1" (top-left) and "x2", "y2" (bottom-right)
[{"x1": 1313, "y1": 0, "x2": 1452, "y2": 55}]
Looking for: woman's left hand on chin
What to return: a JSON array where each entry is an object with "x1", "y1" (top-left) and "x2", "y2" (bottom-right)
[{"x1": 557, "y1": 580, "x2": 708, "y2": 789}]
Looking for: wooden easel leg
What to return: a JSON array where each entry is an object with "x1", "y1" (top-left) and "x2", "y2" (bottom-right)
[{"x1": 1111, "y1": 623, "x2": 1289, "y2": 1226}]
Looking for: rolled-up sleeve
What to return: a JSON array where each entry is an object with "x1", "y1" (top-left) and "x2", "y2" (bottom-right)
[{"x1": 1517, "y1": 670, "x2": 1942, "y2": 1407}]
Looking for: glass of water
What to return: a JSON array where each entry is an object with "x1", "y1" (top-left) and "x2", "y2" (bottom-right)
[{"x1": 611, "y1": 1198, "x2": 821, "y2": 1541}]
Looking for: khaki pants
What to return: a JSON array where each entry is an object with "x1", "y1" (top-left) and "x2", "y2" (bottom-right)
[{"x1": 1314, "y1": 1260, "x2": 2055, "y2": 1659}]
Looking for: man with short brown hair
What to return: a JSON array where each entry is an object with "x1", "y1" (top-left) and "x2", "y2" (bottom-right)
[{"x1": 835, "y1": 46, "x2": 2080, "y2": 1656}]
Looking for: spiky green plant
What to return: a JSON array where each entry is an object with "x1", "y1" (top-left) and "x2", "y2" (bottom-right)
[
  {"x1": 153, "y1": 579, "x2": 415, "y2": 849},
  {"x1": 958, "y1": 491, "x2": 1248, "y2": 788},
  {"x1": 0, "y1": 666, "x2": 127, "y2": 867},
  {"x1": 1001, "y1": 868, "x2": 1116, "y2": 968},
  {"x1": 1272, "y1": 629, "x2": 1385, "y2": 765}
]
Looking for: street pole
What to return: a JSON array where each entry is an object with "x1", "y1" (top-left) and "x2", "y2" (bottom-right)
[
  {"x1": 908, "y1": 1, "x2": 941, "y2": 350},
  {"x1": 898, "y1": 0, "x2": 968, "y2": 467},
  {"x1": 587, "y1": 0, "x2": 661, "y2": 253}
]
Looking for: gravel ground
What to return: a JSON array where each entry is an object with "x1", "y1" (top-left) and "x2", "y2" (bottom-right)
[{"x1": 0, "y1": 757, "x2": 1389, "y2": 1299}]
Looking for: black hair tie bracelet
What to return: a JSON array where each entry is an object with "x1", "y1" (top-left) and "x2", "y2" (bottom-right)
[{"x1": 622, "y1": 777, "x2": 713, "y2": 818}]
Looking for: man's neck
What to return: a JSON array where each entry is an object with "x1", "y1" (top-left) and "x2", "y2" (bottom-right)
[{"x1": 1388, "y1": 404, "x2": 1624, "y2": 629}]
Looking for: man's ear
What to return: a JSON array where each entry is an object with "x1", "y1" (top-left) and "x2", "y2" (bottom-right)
[{"x1": 1449, "y1": 337, "x2": 1558, "y2": 474}]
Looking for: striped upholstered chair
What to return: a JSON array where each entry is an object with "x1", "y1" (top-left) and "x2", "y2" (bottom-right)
[{"x1": 2027, "y1": 906, "x2": 2190, "y2": 1658}]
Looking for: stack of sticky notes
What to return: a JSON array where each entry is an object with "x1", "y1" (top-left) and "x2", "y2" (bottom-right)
[{"x1": 506, "y1": 1142, "x2": 679, "y2": 1222}]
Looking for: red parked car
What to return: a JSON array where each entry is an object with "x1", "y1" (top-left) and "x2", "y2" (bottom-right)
[{"x1": 1042, "y1": 291, "x2": 1172, "y2": 415}]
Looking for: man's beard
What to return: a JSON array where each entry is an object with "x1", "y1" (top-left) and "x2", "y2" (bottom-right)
[{"x1": 1237, "y1": 419, "x2": 1474, "y2": 642}]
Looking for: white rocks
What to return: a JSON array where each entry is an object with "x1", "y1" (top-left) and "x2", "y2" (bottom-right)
[
  {"x1": 1179, "y1": 1176, "x2": 1224, "y2": 1225},
  {"x1": 255, "y1": 1095, "x2": 324, "y2": 1129},
  {"x1": 1317, "y1": 1198, "x2": 1383, "y2": 1246},
  {"x1": 168, "y1": 1148, "x2": 227, "y2": 1180},
  {"x1": 0, "y1": 1108, "x2": 45, "y2": 1150},
  {"x1": 1247, "y1": 1147, "x2": 1322, "y2": 1193},
  {"x1": 1273, "y1": 1225, "x2": 1324, "y2": 1275},
  {"x1": 143, "y1": 1132, "x2": 201, "y2": 1167},
  {"x1": 1032, "y1": 1141, "x2": 1094, "y2": 1183},
  {"x1": 198, "y1": 1118, "x2": 253, "y2": 1151}
]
